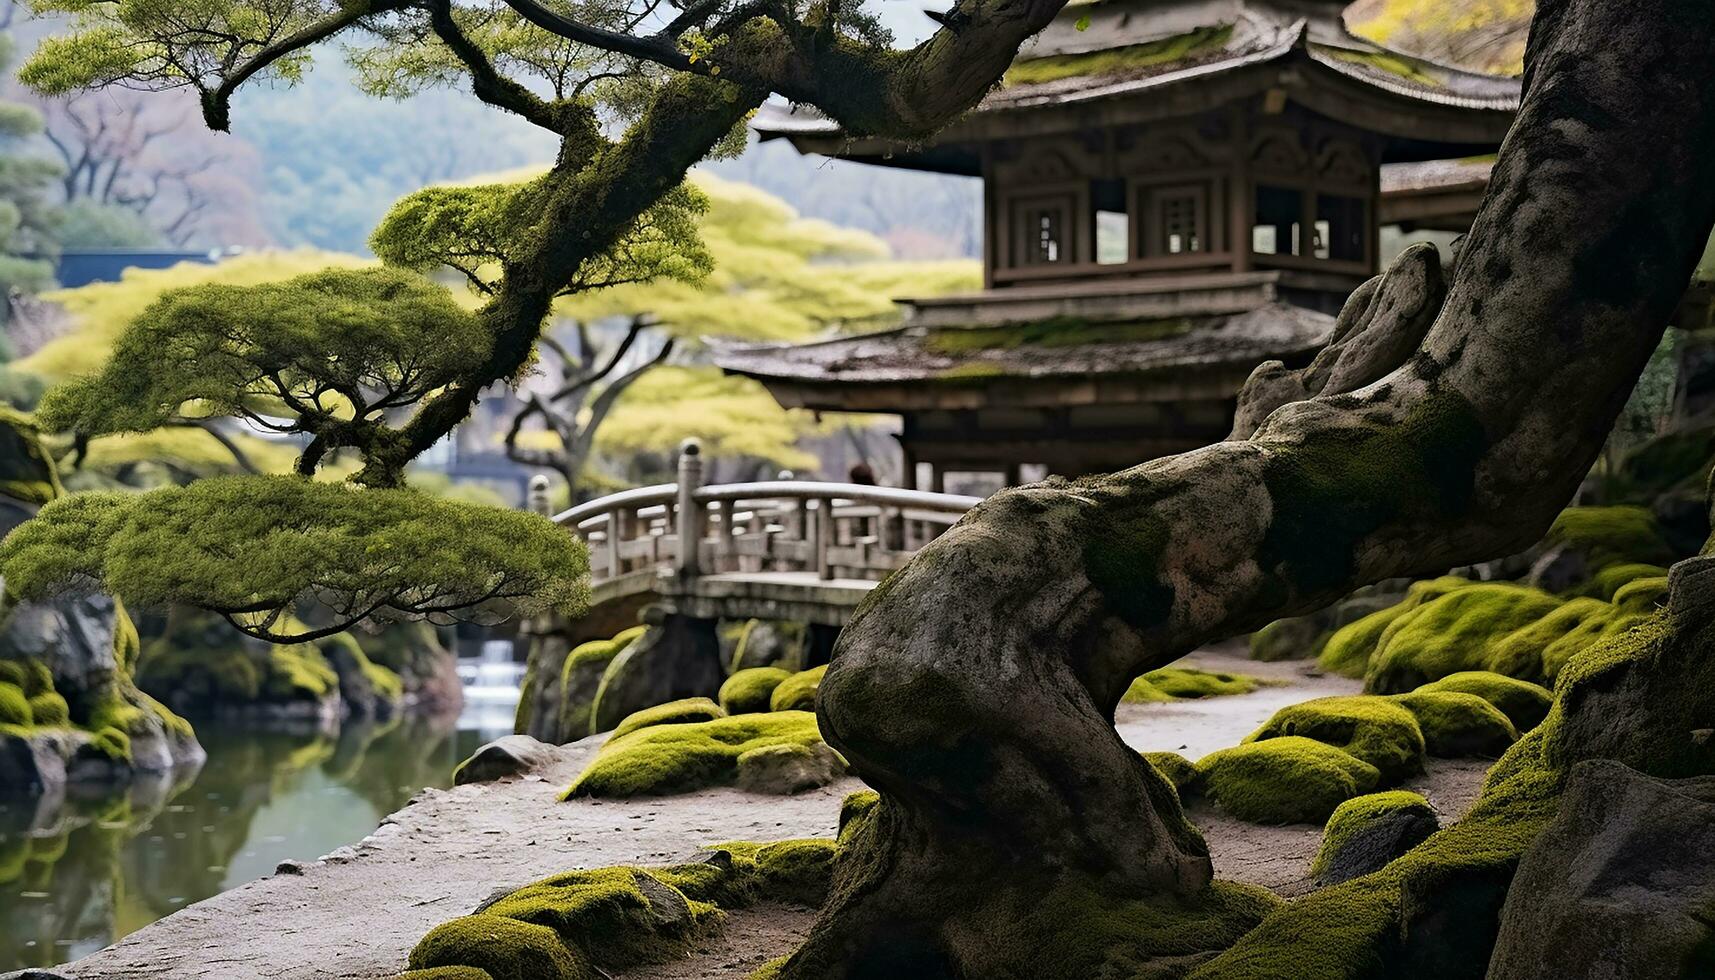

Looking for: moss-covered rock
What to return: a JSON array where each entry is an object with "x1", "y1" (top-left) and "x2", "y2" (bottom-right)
[
  {"x1": 1610, "y1": 574, "x2": 1669, "y2": 614},
  {"x1": 27, "y1": 690, "x2": 68, "y2": 726},
  {"x1": 408, "y1": 915, "x2": 591, "y2": 980},
  {"x1": 1389, "y1": 691, "x2": 1518, "y2": 758},
  {"x1": 1545, "y1": 505, "x2": 1676, "y2": 569},
  {"x1": 0, "y1": 682, "x2": 31, "y2": 726},
  {"x1": 1144, "y1": 750, "x2": 1201, "y2": 795},
  {"x1": 708, "y1": 838, "x2": 839, "y2": 907},
  {"x1": 1144, "y1": 667, "x2": 1261, "y2": 699},
  {"x1": 1311, "y1": 791, "x2": 1439, "y2": 887},
  {"x1": 1246, "y1": 696, "x2": 1426, "y2": 783},
  {"x1": 837, "y1": 790, "x2": 880, "y2": 844},
  {"x1": 1365, "y1": 583, "x2": 1564, "y2": 692},
  {"x1": 566, "y1": 711, "x2": 835, "y2": 798},
  {"x1": 1581, "y1": 561, "x2": 1669, "y2": 600},
  {"x1": 1416, "y1": 672, "x2": 1553, "y2": 732},
  {"x1": 0, "y1": 405, "x2": 64, "y2": 507},
  {"x1": 607, "y1": 697, "x2": 725, "y2": 742},
  {"x1": 718, "y1": 667, "x2": 791, "y2": 715},
  {"x1": 479, "y1": 866, "x2": 718, "y2": 967},
  {"x1": 1197, "y1": 736, "x2": 1381, "y2": 824},
  {"x1": 768, "y1": 664, "x2": 826, "y2": 712},
  {"x1": 555, "y1": 626, "x2": 647, "y2": 740},
  {"x1": 735, "y1": 741, "x2": 845, "y2": 794},
  {"x1": 1249, "y1": 616, "x2": 1329, "y2": 662},
  {"x1": 391, "y1": 968, "x2": 496, "y2": 980},
  {"x1": 1317, "y1": 576, "x2": 1471, "y2": 678}
]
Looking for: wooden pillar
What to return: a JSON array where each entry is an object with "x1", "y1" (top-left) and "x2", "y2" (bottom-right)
[{"x1": 1230, "y1": 106, "x2": 1253, "y2": 273}]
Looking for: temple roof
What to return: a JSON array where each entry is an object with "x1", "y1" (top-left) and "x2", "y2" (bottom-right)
[
  {"x1": 712, "y1": 298, "x2": 1333, "y2": 411},
  {"x1": 754, "y1": 0, "x2": 1522, "y2": 173}
]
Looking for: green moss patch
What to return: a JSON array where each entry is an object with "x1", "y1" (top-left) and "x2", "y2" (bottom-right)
[
  {"x1": 607, "y1": 697, "x2": 725, "y2": 742},
  {"x1": 1144, "y1": 750, "x2": 1200, "y2": 795},
  {"x1": 1005, "y1": 25, "x2": 1234, "y2": 86},
  {"x1": 1546, "y1": 505, "x2": 1675, "y2": 568},
  {"x1": 1310, "y1": 791, "x2": 1438, "y2": 885},
  {"x1": 1581, "y1": 561, "x2": 1669, "y2": 600},
  {"x1": 480, "y1": 866, "x2": 719, "y2": 967},
  {"x1": 1198, "y1": 736, "x2": 1381, "y2": 824},
  {"x1": 1388, "y1": 691, "x2": 1518, "y2": 758},
  {"x1": 1246, "y1": 696, "x2": 1425, "y2": 783},
  {"x1": 1318, "y1": 577, "x2": 1470, "y2": 678},
  {"x1": 0, "y1": 683, "x2": 31, "y2": 726},
  {"x1": 925, "y1": 316, "x2": 1197, "y2": 354},
  {"x1": 565, "y1": 711, "x2": 830, "y2": 798},
  {"x1": 1415, "y1": 672, "x2": 1552, "y2": 732},
  {"x1": 1123, "y1": 666, "x2": 1263, "y2": 703},
  {"x1": 719, "y1": 667, "x2": 791, "y2": 715},
  {"x1": 768, "y1": 665, "x2": 826, "y2": 713},
  {"x1": 408, "y1": 915, "x2": 591, "y2": 980},
  {"x1": 1365, "y1": 583, "x2": 1564, "y2": 692},
  {"x1": 27, "y1": 691, "x2": 68, "y2": 726}
]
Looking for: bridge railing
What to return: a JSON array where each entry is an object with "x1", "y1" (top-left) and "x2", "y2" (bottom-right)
[{"x1": 549, "y1": 440, "x2": 983, "y2": 585}]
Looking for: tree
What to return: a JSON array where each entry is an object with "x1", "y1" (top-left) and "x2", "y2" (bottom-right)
[
  {"x1": 770, "y1": 2, "x2": 1715, "y2": 976},
  {"x1": 0, "y1": 26, "x2": 57, "y2": 328},
  {"x1": 493, "y1": 171, "x2": 977, "y2": 494}
]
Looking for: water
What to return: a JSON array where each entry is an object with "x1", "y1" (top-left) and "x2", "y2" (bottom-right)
[{"x1": 0, "y1": 659, "x2": 524, "y2": 973}]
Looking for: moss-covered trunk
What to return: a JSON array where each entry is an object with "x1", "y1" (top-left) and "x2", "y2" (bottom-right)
[{"x1": 780, "y1": 0, "x2": 1715, "y2": 975}]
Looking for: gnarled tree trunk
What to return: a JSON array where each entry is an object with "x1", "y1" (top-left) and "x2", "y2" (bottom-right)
[{"x1": 781, "y1": 0, "x2": 1715, "y2": 976}]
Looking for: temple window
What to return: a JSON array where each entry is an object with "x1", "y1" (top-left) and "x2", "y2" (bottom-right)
[
  {"x1": 1315, "y1": 194, "x2": 1367, "y2": 262},
  {"x1": 1141, "y1": 183, "x2": 1209, "y2": 257},
  {"x1": 1011, "y1": 194, "x2": 1076, "y2": 265},
  {"x1": 1253, "y1": 185, "x2": 1305, "y2": 256},
  {"x1": 1092, "y1": 178, "x2": 1130, "y2": 264}
]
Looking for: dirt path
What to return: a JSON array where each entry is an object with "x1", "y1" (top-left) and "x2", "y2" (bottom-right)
[{"x1": 55, "y1": 651, "x2": 1491, "y2": 980}]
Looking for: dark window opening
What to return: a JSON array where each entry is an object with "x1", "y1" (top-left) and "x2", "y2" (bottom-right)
[
  {"x1": 1092, "y1": 178, "x2": 1129, "y2": 265},
  {"x1": 1315, "y1": 194, "x2": 1367, "y2": 262},
  {"x1": 1253, "y1": 185, "x2": 1304, "y2": 256}
]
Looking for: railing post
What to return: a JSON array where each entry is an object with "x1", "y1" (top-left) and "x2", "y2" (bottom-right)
[
  {"x1": 604, "y1": 512, "x2": 620, "y2": 579},
  {"x1": 676, "y1": 439, "x2": 703, "y2": 581},
  {"x1": 815, "y1": 497, "x2": 834, "y2": 580},
  {"x1": 527, "y1": 474, "x2": 552, "y2": 518}
]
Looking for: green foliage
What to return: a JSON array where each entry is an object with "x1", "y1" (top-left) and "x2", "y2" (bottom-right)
[
  {"x1": 1416, "y1": 671, "x2": 1553, "y2": 732},
  {"x1": 1317, "y1": 576, "x2": 1471, "y2": 678},
  {"x1": 1197, "y1": 736, "x2": 1382, "y2": 824},
  {"x1": 1124, "y1": 666, "x2": 1262, "y2": 703},
  {"x1": 375, "y1": 177, "x2": 712, "y2": 297},
  {"x1": 37, "y1": 267, "x2": 486, "y2": 444},
  {"x1": 1388, "y1": 691, "x2": 1518, "y2": 758},
  {"x1": 1364, "y1": 583, "x2": 1564, "y2": 692},
  {"x1": 0, "y1": 405, "x2": 64, "y2": 505},
  {"x1": 719, "y1": 667, "x2": 791, "y2": 715},
  {"x1": 565, "y1": 711, "x2": 827, "y2": 798},
  {"x1": 1245, "y1": 696, "x2": 1426, "y2": 783},
  {"x1": 0, "y1": 476, "x2": 589, "y2": 642},
  {"x1": 0, "y1": 33, "x2": 59, "y2": 312},
  {"x1": 768, "y1": 665, "x2": 826, "y2": 713},
  {"x1": 53, "y1": 198, "x2": 161, "y2": 249},
  {"x1": 607, "y1": 697, "x2": 725, "y2": 742}
]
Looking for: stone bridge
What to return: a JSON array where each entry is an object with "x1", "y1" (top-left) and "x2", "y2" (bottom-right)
[{"x1": 539, "y1": 440, "x2": 982, "y2": 650}]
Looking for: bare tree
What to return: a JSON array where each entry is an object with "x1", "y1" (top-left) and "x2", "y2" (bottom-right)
[{"x1": 503, "y1": 315, "x2": 674, "y2": 496}]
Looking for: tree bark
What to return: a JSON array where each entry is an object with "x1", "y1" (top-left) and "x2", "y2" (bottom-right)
[{"x1": 781, "y1": 0, "x2": 1715, "y2": 975}]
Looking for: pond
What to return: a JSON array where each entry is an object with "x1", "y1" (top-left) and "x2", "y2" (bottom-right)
[{"x1": 0, "y1": 689, "x2": 517, "y2": 973}]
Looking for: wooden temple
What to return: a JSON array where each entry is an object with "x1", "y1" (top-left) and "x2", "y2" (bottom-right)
[{"x1": 716, "y1": 0, "x2": 1521, "y2": 488}]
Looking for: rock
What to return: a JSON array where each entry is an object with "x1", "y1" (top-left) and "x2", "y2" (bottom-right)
[
  {"x1": 0, "y1": 969, "x2": 76, "y2": 980},
  {"x1": 1488, "y1": 759, "x2": 1715, "y2": 980},
  {"x1": 1248, "y1": 616, "x2": 1327, "y2": 662},
  {"x1": 728, "y1": 620, "x2": 806, "y2": 671},
  {"x1": 1526, "y1": 544, "x2": 1589, "y2": 594},
  {"x1": 1310, "y1": 791, "x2": 1439, "y2": 886},
  {"x1": 275, "y1": 859, "x2": 309, "y2": 875},
  {"x1": 454, "y1": 735, "x2": 556, "y2": 785},
  {"x1": 515, "y1": 633, "x2": 572, "y2": 742},
  {"x1": 589, "y1": 611, "x2": 723, "y2": 734},
  {"x1": 0, "y1": 728, "x2": 71, "y2": 799},
  {"x1": 735, "y1": 741, "x2": 845, "y2": 794},
  {"x1": 0, "y1": 594, "x2": 119, "y2": 700}
]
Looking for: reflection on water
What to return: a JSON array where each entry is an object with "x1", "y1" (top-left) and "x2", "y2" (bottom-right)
[{"x1": 0, "y1": 679, "x2": 520, "y2": 972}]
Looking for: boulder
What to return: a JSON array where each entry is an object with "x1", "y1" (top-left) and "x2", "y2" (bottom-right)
[
  {"x1": 735, "y1": 741, "x2": 846, "y2": 794},
  {"x1": 0, "y1": 594, "x2": 120, "y2": 700},
  {"x1": 1310, "y1": 791, "x2": 1439, "y2": 887},
  {"x1": 454, "y1": 735, "x2": 556, "y2": 785},
  {"x1": 1488, "y1": 759, "x2": 1715, "y2": 980},
  {"x1": 589, "y1": 612, "x2": 723, "y2": 734}
]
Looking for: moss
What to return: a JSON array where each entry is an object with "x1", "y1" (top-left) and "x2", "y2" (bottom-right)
[
  {"x1": 1483, "y1": 596, "x2": 1612, "y2": 681},
  {"x1": 1081, "y1": 491, "x2": 1177, "y2": 629},
  {"x1": 27, "y1": 691, "x2": 68, "y2": 726},
  {"x1": 1122, "y1": 666, "x2": 1262, "y2": 704},
  {"x1": 719, "y1": 667, "x2": 791, "y2": 714},
  {"x1": 408, "y1": 915, "x2": 591, "y2": 980},
  {"x1": 608, "y1": 697, "x2": 726, "y2": 742},
  {"x1": 1310, "y1": 791, "x2": 1438, "y2": 883},
  {"x1": 1388, "y1": 691, "x2": 1518, "y2": 758},
  {"x1": 90, "y1": 725, "x2": 131, "y2": 762},
  {"x1": 0, "y1": 682, "x2": 31, "y2": 726},
  {"x1": 1246, "y1": 696, "x2": 1425, "y2": 783},
  {"x1": 935, "y1": 362, "x2": 1007, "y2": 381},
  {"x1": 837, "y1": 790, "x2": 880, "y2": 844},
  {"x1": 1545, "y1": 505, "x2": 1675, "y2": 568},
  {"x1": 480, "y1": 866, "x2": 718, "y2": 967},
  {"x1": 1317, "y1": 576, "x2": 1471, "y2": 678},
  {"x1": 555, "y1": 626, "x2": 647, "y2": 738},
  {"x1": 1414, "y1": 671, "x2": 1551, "y2": 732},
  {"x1": 0, "y1": 661, "x2": 24, "y2": 691},
  {"x1": 1320, "y1": 47, "x2": 1442, "y2": 87},
  {"x1": 1582, "y1": 561, "x2": 1669, "y2": 600},
  {"x1": 707, "y1": 838, "x2": 838, "y2": 906},
  {"x1": 1611, "y1": 574, "x2": 1668, "y2": 614},
  {"x1": 1250, "y1": 617, "x2": 1330, "y2": 662},
  {"x1": 1365, "y1": 583, "x2": 1564, "y2": 692},
  {"x1": 0, "y1": 405, "x2": 64, "y2": 506},
  {"x1": 1144, "y1": 750, "x2": 1201, "y2": 795},
  {"x1": 1004, "y1": 25, "x2": 1235, "y2": 86},
  {"x1": 1198, "y1": 736, "x2": 1381, "y2": 824},
  {"x1": 566, "y1": 711, "x2": 826, "y2": 798},
  {"x1": 925, "y1": 316, "x2": 1196, "y2": 353},
  {"x1": 768, "y1": 665, "x2": 826, "y2": 713},
  {"x1": 391, "y1": 968, "x2": 496, "y2": 980},
  {"x1": 1260, "y1": 393, "x2": 1487, "y2": 596}
]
